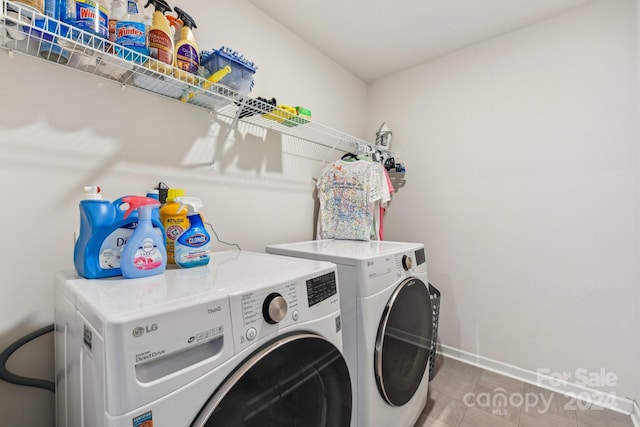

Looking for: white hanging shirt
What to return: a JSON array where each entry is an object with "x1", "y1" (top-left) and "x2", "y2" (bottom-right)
[{"x1": 316, "y1": 160, "x2": 384, "y2": 241}]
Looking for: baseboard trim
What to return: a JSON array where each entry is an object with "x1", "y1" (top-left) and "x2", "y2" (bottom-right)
[
  {"x1": 438, "y1": 344, "x2": 635, "y2": 417},
  {"x1": 631, "y1": 399, "x2": 640, "y2": 427}
]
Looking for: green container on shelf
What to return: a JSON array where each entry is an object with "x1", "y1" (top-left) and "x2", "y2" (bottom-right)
[{"x1": 283, "y1": 106, "x2": 312, "y2": 127}]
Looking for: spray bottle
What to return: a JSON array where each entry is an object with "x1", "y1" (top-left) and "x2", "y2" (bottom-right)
[
  {"x1": 172, "y1": 7, "x2": 198, "y2": 83},
  {"x1": 114, "y1": 0, "x2": 149, "y2": 63},
  {"x1": 174, "y1": 197, "x2": 211, "y2": 268},
  {"x1": 120, "y1": 196, "x2": 167, "y2": 278},
  {"x1": 144, "y1": 0, "x2": 174, "y2": 74}
]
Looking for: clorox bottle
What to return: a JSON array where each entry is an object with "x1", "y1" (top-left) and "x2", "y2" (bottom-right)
[
  {"x1": 174, "y1": 196, "x2": 210, "y2": 268},
  {"x1": 120, "y1": 196, "x2": 167, "y2": 278}
]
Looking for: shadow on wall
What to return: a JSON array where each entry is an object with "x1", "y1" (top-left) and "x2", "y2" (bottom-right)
[
  {"x1": 186, "y1": 120, "x2": 284, "y2": 174},
  {"x1": 0, "y1": 54, "x2": 309, "y2": 200}
]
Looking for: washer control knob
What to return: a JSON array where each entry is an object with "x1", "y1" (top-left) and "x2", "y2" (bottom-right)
[
  {"x1": 263, "y1": 293, "x2": 288, "y2": 324},
  {"x1": 402, "y1": 255, "x2": 413, "y2": 271},
  {"x1": 246, "y1": 327, "x2": 257, "y2": 341}
]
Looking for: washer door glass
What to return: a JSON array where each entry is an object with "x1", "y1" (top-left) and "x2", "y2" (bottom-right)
[
  {"x1": 375, "y1": 277, "x2": 433, "y2": 406},
  {"x1": 192, "y1": 333, "x2": 352, "y2": 427}
]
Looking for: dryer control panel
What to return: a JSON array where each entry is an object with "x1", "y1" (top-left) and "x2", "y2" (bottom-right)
[{"x1": 357, "y1": 246, "x2": 428, "y2": 298}]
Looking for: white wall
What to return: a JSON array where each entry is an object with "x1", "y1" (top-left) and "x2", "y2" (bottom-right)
[
  {"x1": 370, "y1": 0, "x2": 639, "y2": 404},
  {"x1": 0, "y1": 1, "x2": 367, "y2": 425},
  {"x1": 636, "y1": 0, "x2": 640, "y2": 414}
]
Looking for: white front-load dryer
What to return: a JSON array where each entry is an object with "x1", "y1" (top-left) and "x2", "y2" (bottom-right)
[
  {"x1": 54, "y1": 250, "x2": 352, "y2": 427},
  {"x1": 266, "y1": 240, "x2": 433, "y2": 427}
]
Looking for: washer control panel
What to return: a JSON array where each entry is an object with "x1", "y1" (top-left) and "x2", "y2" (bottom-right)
[
  {"x1": 229, "y1": 268, "x2": 339, "y2": 353},
  {"x1": 306, "y1": 271, "x2": 337, "y2": 307}
]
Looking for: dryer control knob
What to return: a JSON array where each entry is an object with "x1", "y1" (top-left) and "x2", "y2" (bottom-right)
[
  {"x1": 402, "y1": 255, "x2": 413, "y2": 271},
  {"x1": 263, "y1": 293, "x2": 288, "y2": 324}
]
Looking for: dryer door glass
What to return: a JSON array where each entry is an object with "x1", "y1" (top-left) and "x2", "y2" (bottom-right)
[
  {"x1": 374, "y1": 277, "x2": 433, "y2": 406},
  {"x1": 192, "y1": 333, "x2": 352, "y2": 427}
]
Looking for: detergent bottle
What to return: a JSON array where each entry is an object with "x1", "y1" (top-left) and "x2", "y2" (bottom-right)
[
  {"x1": 159, "y1": 188, "x2": 188, "y2": 264},
  {"x1": 115, "y1": 0, "x2": 149, "y2": 63},
  {"x1": 144, "y1": 0, "x2": 174, "y2": 74},
  {"x1": 73, "y1": 186, "x2": 164, "y2": 279},
  {"x1": 172, "y1": 7, "x2": 198, "y2": 83},
  {"x1": 120, "y1": 196, "x2": 167, "y2": 278},
  {"x1": 174, "y1": 197, "x2": 210, "y2": 268}
]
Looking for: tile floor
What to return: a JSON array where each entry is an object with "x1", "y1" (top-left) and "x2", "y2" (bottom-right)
[{"x1": 415, "y1": 355, "x2": 634, "y2": 427}]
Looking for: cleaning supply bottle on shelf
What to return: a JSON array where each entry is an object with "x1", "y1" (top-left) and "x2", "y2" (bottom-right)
[
  {"x1": 13, "y1": 0, "x2": 44, "y2": 14},
  {"x1": 172, "y1": 7, "x2": 198, "y2": 83},
  {"x1": 107, "y1": 0, "x2": 125, "y2": 54},
  {"x1": 165, "y1": 12, "x2": 182, "y2": 45},
  {"x1": 144, "y1": 0, "x2": 174, "y2": 74},
  {"x1": 159, "y1": 188, "x2": 188, "y2": 265},
  {"x1": 114, "y1": 0, "x2": 149, "y2": 63},
  {"x1": 73, "y1": 186, "x2": 164, "y2": 279},
  {"x1": 62, "y1": 0, "x2": 109, "y2": 41},
  {"x1": 120, "y1": 196, "x2": 167, "y2": 278},
  {"x1": 173, "y1": 197, "x2": 210, "y2": 268}
]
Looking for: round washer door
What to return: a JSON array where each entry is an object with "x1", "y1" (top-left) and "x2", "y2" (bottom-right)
[
  {"x1": 374, "y1": 277, "x2": 433, "y2": 406},
  {"x1": 192, "y1": 332, "x2": 352, "y2": 427}
]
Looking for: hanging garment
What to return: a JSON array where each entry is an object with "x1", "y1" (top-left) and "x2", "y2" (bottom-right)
[
  {"x1": 316, "y1": 160, "x2": 384, "y2": 241},
  {"x1": 377, "y1": 168, "x2": 395, "y2": 240}
]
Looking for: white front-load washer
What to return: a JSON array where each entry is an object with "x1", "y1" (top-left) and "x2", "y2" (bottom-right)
[
  {"x1": 266, "y1": 240, "x2": 433, "y2": 427},
  {"x1": 54, "y1": 250, "x2": 352, "y2": 427}
]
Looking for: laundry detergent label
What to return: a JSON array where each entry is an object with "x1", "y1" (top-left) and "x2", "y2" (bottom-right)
[
  {"x1": 72, "y1": 0, "x2": 108, "y2": 38},
  {"x1": 99, "y1": 225, "x2": 136, "y2": 269},
  {"x1": 132, "y1": 411, "x2": 153, "y2": 427},
  {"x1": 133, "y1": 238, "x2": 164, "y2": 270}
]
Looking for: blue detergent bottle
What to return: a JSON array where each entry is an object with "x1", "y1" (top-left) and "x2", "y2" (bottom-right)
[
  {"x1": 74, "y1": 187, "x2": 165, "y2": 279},
  {"x1": 120, "y1": 196, "x2": 167, "y2": 278},
  {"x1": 174, "y1": 196, "x2": 211, "y2": 268},
  {"x1": 73, "y1": 186, "x2": 164, "y2": 279}
]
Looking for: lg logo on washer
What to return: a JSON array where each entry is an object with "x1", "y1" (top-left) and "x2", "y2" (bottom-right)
[{"x1": 132, "y1": 324, "x2": 159, "y2": 337}]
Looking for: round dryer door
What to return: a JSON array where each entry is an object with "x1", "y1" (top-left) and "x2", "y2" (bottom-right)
[
  {"x1": 374, "y1": 277, "x2": 433, "y2": 407},
  {"x1": 192, "y1": 333, "x2": 352, "y2": 427}
]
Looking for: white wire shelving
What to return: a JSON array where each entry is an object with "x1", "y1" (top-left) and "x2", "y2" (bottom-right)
[{"x1": 0, "y1": 0, "x2": 393, "y2": 166}]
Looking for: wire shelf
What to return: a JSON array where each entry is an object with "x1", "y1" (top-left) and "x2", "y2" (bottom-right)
[{"x1": 0, "y1": 0, "x2": 389, "y2": 158}]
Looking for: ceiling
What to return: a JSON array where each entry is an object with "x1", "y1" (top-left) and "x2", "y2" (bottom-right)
[{"x1": 248, "y1": 0, "x2": 597, "y2": 82}]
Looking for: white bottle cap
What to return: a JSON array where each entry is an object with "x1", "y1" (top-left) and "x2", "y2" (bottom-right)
[{"x1": 83, "y1": 186, "x2": 103, "y2": 200}]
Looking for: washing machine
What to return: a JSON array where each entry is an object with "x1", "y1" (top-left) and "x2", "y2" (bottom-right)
[
  {"x1": 266, "y1": 240, "x2": 433, "y2": 427},
  {"x1": 54, "y1": 250, "x2": 352, "y2": 427}
]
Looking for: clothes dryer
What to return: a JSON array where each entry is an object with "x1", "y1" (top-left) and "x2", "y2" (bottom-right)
[
  {"x1": 54, "y1": 250, "x2": 351, "y2": 427},
  {"x1": 266, "y1": 240, "x2": 433, "y2": 427}
]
